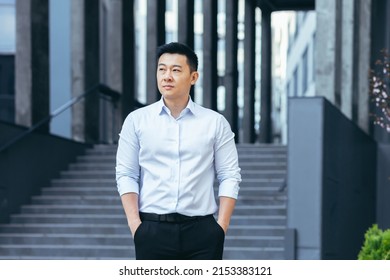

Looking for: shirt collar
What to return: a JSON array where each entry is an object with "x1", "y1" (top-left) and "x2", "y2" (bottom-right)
[{"x1": 157, "y1": 97, "x2": 197, "y2": 117}]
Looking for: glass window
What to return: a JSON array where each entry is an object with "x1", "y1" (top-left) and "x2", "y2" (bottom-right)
[{"x1": 0, "y1": 1, "x2": 16, "y2": 53}]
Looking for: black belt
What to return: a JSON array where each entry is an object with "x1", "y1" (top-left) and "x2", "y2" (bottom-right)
[{"x1": 139, "y1": 212, "x2": 211, "y2": 223}]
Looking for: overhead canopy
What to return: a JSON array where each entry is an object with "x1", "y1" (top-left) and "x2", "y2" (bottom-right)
[{"x1": 257, "y1": 0, "x2": 315, "y2": 11}]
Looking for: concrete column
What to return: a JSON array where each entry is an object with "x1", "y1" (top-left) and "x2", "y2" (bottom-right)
[
  {"x1": 259, "y1": 7, "x2": 272, "y2": 143},
  {"x1": 224, "y1": 0, "x2": 239, "y2": 141},
  {"x1": 102, "y1": 0, "x2": 122, "y2": 92},
  {"x1": 242, "y1": 0, "x2": 256, "y2": 143},
  {"x1": 146, "y1": 0, "x2": 165, "y2": 104},
  {"x1": 71, "y1": 0, "x2": 85, "y2": 142},
  {"x1": 121, "y1": 0, "x2": 136, "y2": 119},
  {"x1": 100, "y1": 0, "x2": 122, "y2": 143},
  {"x1": 178, "y1": 0, "x2": 195, "y2": 100},
  {"x1": 317, "y1": 0, "x2": 371, "y2": 133},
  {"x1": 202, "y1": 0, "x2": 218, "y2": 111},
  {"x1": 178, "y1": 0, "x2": 194, "y2": 49},
  {"x1": 315, "y1": 0, "x2": 338, "y2": 104},
  {"x1": 340, "y1": 0, "x2": 355, "y2": 119},
  {"x1": 356, "y1": 0, "x2": 371, "y2": 133},
  {"x1": 84, "y1": 0, "x2": 100, "y2": 143},
  {"x1": 15, "y1": 0, "x2": 50, "y2": 132},
  {"x1": 71, "y1": 0, "x2": 100, "y2": 143}
]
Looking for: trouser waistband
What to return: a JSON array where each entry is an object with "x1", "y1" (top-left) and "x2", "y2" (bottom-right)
[{"x1": 139, "y1": 212, "x2": 212, "y2": 223}]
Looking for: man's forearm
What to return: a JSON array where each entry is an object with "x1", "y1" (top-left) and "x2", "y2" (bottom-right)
[
  {"x1": 121, "y1": 193, "x2": 141, "y2": 236},
  {"x1": 217, "y1": 196, "x2": 236, "y2": 234}
]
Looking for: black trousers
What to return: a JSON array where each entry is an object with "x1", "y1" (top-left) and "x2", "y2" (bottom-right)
[{"x1": 134, "y1": 213, "x2": 225, "y2": 260}]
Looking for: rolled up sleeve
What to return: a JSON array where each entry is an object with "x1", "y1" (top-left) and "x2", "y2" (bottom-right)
[
  {"x1": 115, "y1": 114, "x2": 140, "y2": 196},
  {"x1": 214, "y1": 116, "x2": 241, "y2": 199}
]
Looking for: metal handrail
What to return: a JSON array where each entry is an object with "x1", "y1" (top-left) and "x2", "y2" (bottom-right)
[{"x1": 0, "y1": 83, "x2": 120, "y2": 153}]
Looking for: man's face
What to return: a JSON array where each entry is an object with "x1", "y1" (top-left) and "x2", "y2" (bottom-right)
[{"x1": 157, "y1": 53, "x2": 198, "y2": 102}]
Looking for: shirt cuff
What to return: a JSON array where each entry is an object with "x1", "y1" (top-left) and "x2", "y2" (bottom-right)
[
  {"x1": 117, "y1": 177, "x2": 139, "y2": 196},
  {"x1": 218, "y1": 179, "x2": 240, "y2": 199}
]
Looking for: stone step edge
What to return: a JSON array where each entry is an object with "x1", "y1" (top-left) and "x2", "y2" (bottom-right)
[
  {"x1": 10, "y1": 214, "x2": 287, "y2": 219},
  {"x1": 21, "y1": 204, "x2": 286, "y2": 210},
  {"x1": 0, "y1": 223, "x2": 287, "y2": 229},
  {"x1": 0, "y1": 244, "x2": 285, "y2": 251},
  {"x1": 0, "y1": 233, "x2": 284, "y2": 240}
]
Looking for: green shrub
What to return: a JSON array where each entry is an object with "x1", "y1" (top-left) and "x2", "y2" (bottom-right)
[{"x1": 358, "y1": 224, "x2": 390, "y2": 260}]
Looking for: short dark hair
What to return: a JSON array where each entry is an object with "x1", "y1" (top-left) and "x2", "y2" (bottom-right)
[{"x1": 156, "y1": 42, "x2": 198, "y2": 72}]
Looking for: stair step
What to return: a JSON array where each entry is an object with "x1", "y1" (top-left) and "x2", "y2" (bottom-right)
[
  {"x1": 59, "y1": 170, "x2": 286, "y2": 179},
  {"x1": 87, "y1": 144, "x2": 287, "y2": 154},
  {"x1": 29, "y1": 194, "x2": 286, "y2": 207},
  {"x1": 0, "y1": 223, "x2": 129, "y2": 235},
  {"x1": 0, "y1": 233, "x2": 133, "y2": 246},
  {"x1": 0, "y1": 244, "x2": 134, "y2": 259},
  {"x1": 20, "y1": 204, "x2": 286, "y2": 216},
  {"x1": 223, "y1": 246, "x2": 284, "y2": 260},
  {"x1": 68, "y1": 162, "x2": 287, "y2": 171},
  {"x1": 30, "y1": 194, "x2": 287, "y2": 207},
  {"x1": 75, "y1": 154, "x2": 287, "y2": 163},
  {"x1": 60, "y1": 171, "x2": 115, "y2": 179},
  {"x1": 0, "y1": 223, "x2": 286, "y2": 236},
  {"x1": 68, "y1": 163, "x2": 116, "y2": 171},
  {"x1": 10, "y1": 213, "x2": 286, "y2": 226},
  {"x1": 239, "y1": 162, "x2": 287, "y2": 171},
  {"x1": 21, "y1": 204, "x2": 285, "y2": 211},
  {"x1": 85, "y1": 149, "x2": 287, "y2": 157},
  {"x1": 49, "y1": 178, "x2": 286, "y2": 188},
  {"x1": 0, "y1": 244, "x2": 285, "y2": 260},
  {"x1": 39, "y1": 186, "x2": 285, "y2": 197},
  {"x1": 30, "y1": 195, "x2": 121, "y2": 205},
  {"x1": 0, "y1": 233, "x2": 284, "y2": 247}
]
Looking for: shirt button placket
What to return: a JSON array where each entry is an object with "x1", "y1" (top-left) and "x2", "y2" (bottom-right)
[{"x1": 174, "y1": 121, "x2": 180, "y2": 209}]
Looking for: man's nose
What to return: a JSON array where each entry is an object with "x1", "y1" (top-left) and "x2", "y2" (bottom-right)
[{"x1": 163, "y1": 70, "x2": 173, "y2": 80}]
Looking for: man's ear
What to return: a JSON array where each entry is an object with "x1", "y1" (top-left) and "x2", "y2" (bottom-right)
[{"x1": 191, "y1": 71, "x2": 199, "y2": 85}]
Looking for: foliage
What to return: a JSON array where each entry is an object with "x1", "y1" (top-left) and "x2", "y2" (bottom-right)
[
  {"x1": 370, "y1": 49, "x2": 390, "y2": 132},
  {"x1": 358, "y1": 224, "x2": 390, "y2": 260}
]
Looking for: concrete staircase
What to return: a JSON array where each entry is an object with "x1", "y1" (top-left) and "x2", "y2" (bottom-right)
[{"x1": 0, "y1": 144, "x2": 287, "y2": 259}]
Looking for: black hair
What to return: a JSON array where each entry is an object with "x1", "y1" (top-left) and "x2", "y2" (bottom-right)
[{"x1": 156, "y1": 42, "x2": 198, "y2": 72}]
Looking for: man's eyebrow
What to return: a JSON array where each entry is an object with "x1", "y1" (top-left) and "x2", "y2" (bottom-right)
[{"x1": 158, "y1": 63, "x2": 183, "y2": 68}]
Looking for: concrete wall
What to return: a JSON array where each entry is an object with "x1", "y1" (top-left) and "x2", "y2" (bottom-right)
[
  {"x1": 376, "y1": 143, "x2": 390, "y2": 229},
  {"x1": 0, "y1": 121, "x2": 90, "y2": 223},
  {"x1": 0, "y1": 55, "x2": 14, "y2": 123},
  {"x1": 287, "y1": 97, "x2": 376, "y2": 259}
]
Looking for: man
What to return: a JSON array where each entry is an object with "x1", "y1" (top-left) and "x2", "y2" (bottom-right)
[{"x1": 116, "y1": 42, "x2": 241, "y2": 260}]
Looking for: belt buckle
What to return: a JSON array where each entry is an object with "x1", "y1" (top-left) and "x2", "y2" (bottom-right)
[{"x1": 166, "y1": 214, "x2": 177, "y2": 223}]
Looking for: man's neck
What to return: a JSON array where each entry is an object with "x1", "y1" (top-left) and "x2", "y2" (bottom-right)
[{"x1": 163, "y1": 96, "x2": 189, "y2": 118}]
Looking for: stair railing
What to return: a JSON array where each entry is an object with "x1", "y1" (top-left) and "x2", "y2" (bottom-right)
[{"x1": 0, "y1": 83, "x2": 121, "y2": 153}]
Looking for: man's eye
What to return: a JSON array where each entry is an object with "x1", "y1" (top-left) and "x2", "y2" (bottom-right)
[
  {"x1": 159, "y1": 68, "x2": 166, "y2": 72},
  {"x1": 173, "y1": 69, "x2": 181, "y2": 72}
]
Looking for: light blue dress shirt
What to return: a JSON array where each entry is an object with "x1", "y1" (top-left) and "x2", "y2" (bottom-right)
[{"x1": 115, "y1": 98, "x2": 241, "y2": 216}]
